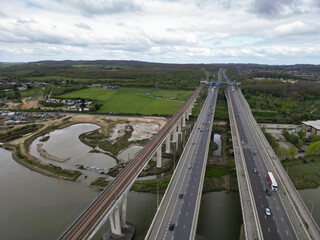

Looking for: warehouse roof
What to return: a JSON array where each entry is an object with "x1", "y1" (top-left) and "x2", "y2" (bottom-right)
[{"x1": 302, "y1": 120, "x2": 320, "y2": 130}]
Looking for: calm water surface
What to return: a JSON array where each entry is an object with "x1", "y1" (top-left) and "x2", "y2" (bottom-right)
[{"x1": 212, "y1": 134, "x2": 222, "y2": 156}]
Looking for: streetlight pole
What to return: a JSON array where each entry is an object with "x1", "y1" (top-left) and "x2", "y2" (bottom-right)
[
  {"x1": 308, "y1": 200, "x2": 314, "y2": 216},
  {"x1": 157, "y1": 183, "x2": 159, "y2": 209}
]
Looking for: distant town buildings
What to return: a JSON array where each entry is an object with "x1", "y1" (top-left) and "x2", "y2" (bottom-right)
[
  {"x1": 301, "y1": 120, "x2": 320, "y2": 136},
  {"x1": 0, "y1": 111, "x2": 62, "y2": 126}
]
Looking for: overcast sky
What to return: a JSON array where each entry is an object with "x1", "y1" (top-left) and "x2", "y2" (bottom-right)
[{"x1": 0, "y1": 0, "x2": 320, "y2": 64}]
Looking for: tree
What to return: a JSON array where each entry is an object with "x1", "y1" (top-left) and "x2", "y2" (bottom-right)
[
  {"x1": 306, "y1": 141, "x2": 320, "y2": 156},
  {"x1": 288, "y1": 146, "x2": 297, "y2": 159}
]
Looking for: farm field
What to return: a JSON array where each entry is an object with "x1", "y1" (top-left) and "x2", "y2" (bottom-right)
[{"x1": 60, "y1": 88, "x2": 188, "y2": 115}]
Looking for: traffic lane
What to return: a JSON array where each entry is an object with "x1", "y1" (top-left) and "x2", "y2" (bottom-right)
[
  {"x1": 154, "y1": 118, "x2": 204, "y2": 240},
  {"x1": 233, "y1": 97, "x2": 281, "y2": 240},
  {"x1": 174, "y1": 121, "x2": 209, "y2": 239},
  {"x1": 148, "y1": 87, "x2": 215, "y2": 239},
  {"x1": 234, "y1": 93, "x2": 297, "y2": 240},
  {"x1": 173, "y1": 92, "x2": 217, "y2": 238},
  {"x1": 243, "y1": 148, "x2": 281, "y2": 240}
]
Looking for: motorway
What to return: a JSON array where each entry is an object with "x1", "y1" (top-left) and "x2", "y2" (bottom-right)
[
  {"x1": 225, "y1": 73, "x2": 298, "y2": 240},
  {"x1": 146, "y1": 69, "x2": 222, "y2": 240}
]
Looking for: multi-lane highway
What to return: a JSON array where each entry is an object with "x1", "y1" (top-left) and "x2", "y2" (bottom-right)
[
  {"x1": 146, "y1": 70, "x2": 222, "y2": 240},
  {"x1": 225, "y1": 73, "x2": 298, "y2": 240}
]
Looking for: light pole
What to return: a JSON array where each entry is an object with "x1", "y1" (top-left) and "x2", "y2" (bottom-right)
[
  {"x1": 157, "y1": 183, "x2": 159, "y2": 209},
  {"x1": 308, "y1": 200, "x2": 314, "y2": 216}
]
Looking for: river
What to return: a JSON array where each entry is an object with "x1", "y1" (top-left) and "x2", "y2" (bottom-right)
[{"x1": 1, "y1": 123, "x2": 319, "y2": 239}]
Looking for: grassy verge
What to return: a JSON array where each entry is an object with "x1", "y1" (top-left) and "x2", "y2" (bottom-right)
[
  {"x1": 132, "y1": 179, "x2": 170, "y2": 194},
  {"x1": 283, "y1": 157, "x2": 320, "y2": 189}
]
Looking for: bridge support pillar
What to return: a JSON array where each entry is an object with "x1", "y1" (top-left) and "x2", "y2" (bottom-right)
[
  {"x1": 177, "y1": 119, "x2": 182, "y2": 134},
  {"x1": 156, "y1": 146, "x2": 162, "y2": 168},
  {"x1": 185, "y1": 111, "x2": 189, "y2": 121},
  {"x1": 121, "y1": 194, "x2": 127, "y2": 228},
  {"x1": 182, "y1": 115, "x2": 186, "y2": 128},
  {"x1": 171, "y1": 125, "x2": 177, "y2": 143},
  {"x1": 109, "y1": 207, "x2": 122, "y2": 235},
  {"x1": 165, "y1": 135, "x2": 171, "y2": 153}
]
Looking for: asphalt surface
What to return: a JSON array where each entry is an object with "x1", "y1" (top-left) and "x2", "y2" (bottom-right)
[
  {"x1": 146, "y1": 70, "x2": 222, "y2": 240},
  {"x1": 226, "y1": 74, "x2": 298, "y2": 240}
]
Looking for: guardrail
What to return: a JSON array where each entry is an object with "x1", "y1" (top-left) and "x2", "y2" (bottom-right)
[
  {"x1": 226, "y1": 89, "x2": 263, "y2": 240},
  {"x1": 237, "y1": 89, "x2": 320, "y2": 240}
]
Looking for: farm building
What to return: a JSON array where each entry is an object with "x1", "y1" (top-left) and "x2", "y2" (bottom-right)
[{"x1": 301, "y1": 120, "x2": 320, "y2": 136}]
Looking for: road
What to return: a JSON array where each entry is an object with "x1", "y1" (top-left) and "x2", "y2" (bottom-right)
[
  {"x1": 225, "y1": 73, "x2": 298, "y2": 240},
  {"x1": 146, "y1": 69, "x2": 222, "y2": 240}
]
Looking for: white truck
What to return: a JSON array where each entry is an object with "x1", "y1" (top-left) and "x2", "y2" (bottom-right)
[{"x1": 267, "y1": 172, "x2": 278, "y2": 191}]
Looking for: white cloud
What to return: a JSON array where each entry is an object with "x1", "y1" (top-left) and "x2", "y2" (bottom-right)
[
  {"x1": 0, "y1": 0, "x2": 319, "y2": 64},
  {"x1": 274, "y1": 21, "x2": 317, "y2": 36}
]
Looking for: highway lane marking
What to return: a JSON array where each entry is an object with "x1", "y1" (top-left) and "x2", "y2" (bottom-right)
[
  {"x1": 277, "y1": 206, "x2": 279, "y2": 211},
  {"x1": 286, "y1": 230, "x2": 288, "y2": 235},
  {"x1": 281, "y1": 217, "x2": 283, "y2": 222},
  {"x1": 268, "y1": 228, "x2": 270, "y2": 232}
]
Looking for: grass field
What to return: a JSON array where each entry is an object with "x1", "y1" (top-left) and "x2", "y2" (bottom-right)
[
  {"x1": 119, "y1": 87, "x2": 192, "y2": 101},
  {"x1": 61, "y1": 88, "x2": 185, "y2": 115},
  {"x1": 20, "y1": 87, "x2": 45, "y2": 98},
  {"x1": 286, "y1": 159, "x2": 320, "y2": 189}
]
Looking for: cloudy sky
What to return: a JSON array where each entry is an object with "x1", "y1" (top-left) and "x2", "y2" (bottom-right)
[{"x1": 0, "y1": 0, "x2": 320, "y2": 64}]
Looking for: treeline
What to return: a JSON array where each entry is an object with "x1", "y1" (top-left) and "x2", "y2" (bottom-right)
[
  {"x1": 241, "y1": 79, "x2": 320, "y2": 98},
  {"x1": 0, "y1": 61, "x2": 206, "y2": 90}
]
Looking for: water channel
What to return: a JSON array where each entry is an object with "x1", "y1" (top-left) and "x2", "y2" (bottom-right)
[{"x1": 0, "y1": 123, "x2": 319, "y2": 239}]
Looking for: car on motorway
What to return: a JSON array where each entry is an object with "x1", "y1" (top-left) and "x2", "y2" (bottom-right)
[
  {"x1": 206, "y1": 128, "x2": 209, "y2": 131},
  {"x1": 252, "y1": 152, "x2": 257, "y2": 156},
  {"x1": 265, "y1": 208, "x2": 271, "y2": 216},
  {"x1": 266, "y1": 189, "x2": 272, "y2": 196},
  {"x1": 200, "y1": 130, "x2": 203, "y2": 132},
  {"x1": 198, "y1": 127, "x2": 200, "y2": 130},
  {"x1": 169, "y1": 223, "x2": 175, "y2": 231},
  {"x1": 272, "y1": 156, "x2": 277, "y2": 160},
  {"x1": 241, "y1": 140, "x2": 245, "y2": 144},
  {"x1": 253, "y1": 168, "x2": 258, "y2": 173},
  {"x1": 192, "y1": 142, "x2": 195, "y2": 145},
  {"x1": 188, "y1": 164, "x2": 192, "y2": 169},
  {"x1": 179, "y1": 193, "x2": 184, "y2": 199}
]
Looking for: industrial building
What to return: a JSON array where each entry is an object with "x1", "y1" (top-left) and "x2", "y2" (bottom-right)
[{"x1": 301, "y1": 120, "x2": 320, "y2": 136}]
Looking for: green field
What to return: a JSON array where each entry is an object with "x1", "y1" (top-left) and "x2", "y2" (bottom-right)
[
  {"x1": 20, "y1": 87, "x2": 45, "y2": 98},
  {"x1": 60, "y1": 88, "x2": 186, "y2": 115},
  {"x1": 119, "y1": 87, "x2": 192, "y2": 101},
  {"x1": 287, "y1": 159, "x2": 320, "y2": 189}
]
